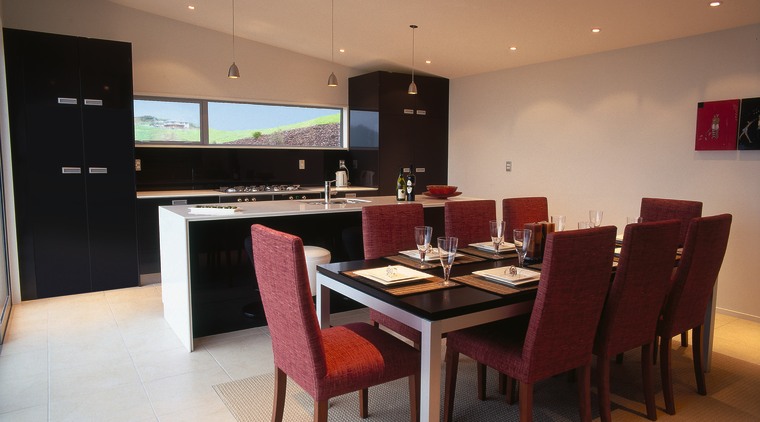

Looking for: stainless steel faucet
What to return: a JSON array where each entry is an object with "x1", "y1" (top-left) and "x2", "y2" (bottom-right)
[{"x1": 324, "y1": 180, "x2": 335, "y2": 204}]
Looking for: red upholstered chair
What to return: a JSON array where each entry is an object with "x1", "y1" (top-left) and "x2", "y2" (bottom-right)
[
  {"x1": 250, "y1": 224, "x2": 420, "y2": 422},
  {"x1": 444, "y1": 200, "x2": 497, "y2": 246},
  {"x1": 656, "y1": 214, "x2": 732, "y2": 415},
  {"x1": 443, "y1": 226, "x2": 617, "y2": 422},
  {"x1": 593, "y1": 220, "x2": 680, "y2": 422},
  {"x1": 640, "y1": 197, "x2": 702, "y2": 347},
  {"x1": 640, "y1": 197, "x2": 702, "y2": 247},
  {"x1": 502, "y1": 197, "x2": 549, "y2": 242},
  {"x1": 362, "y1": 203, "x2": 424, "y2": 346}
]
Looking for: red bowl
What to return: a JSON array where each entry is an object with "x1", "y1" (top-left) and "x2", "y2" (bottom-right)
[{"x1": 426, "y1": 185, "x2": 458, "y2": 196}]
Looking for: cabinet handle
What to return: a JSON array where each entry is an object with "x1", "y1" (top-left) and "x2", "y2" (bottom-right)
[
  {"x1": 57, "y1": 97, "x2": 78, "y2": 105},
  {"x1": 84, "y1": 99, "x2": 103, "y2": 106},
  {"x1": 61, "y1": 167, "x2": 82, "y2": 174},
  {"x1": 171, "y1": 199, "x2": 188, "y2": 205},
  {"x1": 88, "y1": 167, "x2": 108, "y2": 174}
]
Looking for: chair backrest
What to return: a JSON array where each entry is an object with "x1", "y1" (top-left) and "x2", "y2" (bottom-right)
[
  {"x1": 362, "y1": 203, "x2": 424, "y2": 260},
  {"x1": 640, "y1": 197, "x2": 702, "y2": 246},
  {"x1": 658, "y1": 214, "x2": 732, "y2": 337},
  {"x1": 594, "y1": 220, "x2": 681, "y2": 356},
  {"x1": 250, "y1": 224, "x2": 327, "y2": 393},
  {"x1": 521, "y1": 226, "x2": 616, "y2": 382},
  {"x1": 444, "y1": 200, "x2": 497, "y2": 246},
  {"x1": 502, "y1": 197, "x2": 549, "y2": 242}
]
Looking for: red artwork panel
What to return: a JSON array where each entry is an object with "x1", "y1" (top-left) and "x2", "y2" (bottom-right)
[{"x1": 695, "y1": 99, "x2": 739, "y2": 151}]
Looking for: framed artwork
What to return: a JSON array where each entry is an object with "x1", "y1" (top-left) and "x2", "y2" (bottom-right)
[
  {"x1": 737, "y1": 97, "x2": 760, "y2": 150},
  {"x1": 695, "y1": 99, "x2": 739, "y2": 150}
]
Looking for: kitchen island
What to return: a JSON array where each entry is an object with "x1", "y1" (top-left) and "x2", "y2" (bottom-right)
[{"x1": 159, "y1": 194, "x2": 477, "y2": 351}]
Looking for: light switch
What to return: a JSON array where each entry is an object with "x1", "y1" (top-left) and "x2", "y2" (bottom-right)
[
  {"x1": 506, "y1": 161, "x2": 512, "y2": 172},
  {"x1": 298, "y1": 159, "x2": 305, "y2": 170},
  {"x1": 135, "y1": 159, "x2": 141, "y2": 171}
]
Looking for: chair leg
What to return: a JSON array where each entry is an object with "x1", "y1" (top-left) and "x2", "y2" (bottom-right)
[
  {"x1": 641, "y1": 343, "x2": 657, "y2": 421},
  {"x1": 498, "y1": 372, "x2": 506, "y2": 395},
  {"x1": 597, "y1": 355, "x2": 612, "y2": 422},
  {"x1": 359, "y1": 388, "x2": 368, "y2": 418},
  {"x1": 660, "y1": 336, "x2": 676, "y2": 415},
  {"x1": 476, "y1": 362, "x2": 487, "y2": 400},
  {"x1": 652, "y1": 335, "x2": 658, "y2": 364},
  {"x1": 272, "y1": 367, "x2": 287, "y2": 422},
  {"x1": 518, "y1": 381, "x2": 534, "y2": 422},
  {"x1": 505, "y1": 376, "x2": 517, "y2": 405},
  {"x1": 615, "y1": 353, "x2": 624, "y2": 364},
  {"x1": 443, "y1": 347, "x2": 459, "y2": 422},
  {"x1": 692, "y1": 324, "x2": 707, "y2": 395},
  {"x1": 577, "y1": 364, "x2": 592, "y2": 422},
  {"x1": 681, "y1": 330, "x2": 688, "y2": 347},
  {"x1": 409, "y1": 372, "x2": 420, "y2": 422},
  {"x1": 314, "y1": 400, "x2": 328, "y2": 422}
]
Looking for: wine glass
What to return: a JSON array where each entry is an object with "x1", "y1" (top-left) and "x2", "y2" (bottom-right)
[
  {"x1": 489, "y1": 220, "x2": 507, "y2": 257},
  {"x1": 589, "y1": 210, "x2": 604, "y2": 227},
  {"x1": 513, "y1": 229, "x2": 532, "y2": 267},
  {"x1": 437, "y1": 236, "x2": 458, "y2": 285},
  {"x1": 414, "y1": 226, "x2": 433, "y2": 266},
  {"x1": 551, "y1": 215, "x2": 566, "y2": 232}
]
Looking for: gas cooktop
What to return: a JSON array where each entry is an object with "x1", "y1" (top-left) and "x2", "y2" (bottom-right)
[{"x1": 218, "y1": 185, "x2": 304, "y2": 193}]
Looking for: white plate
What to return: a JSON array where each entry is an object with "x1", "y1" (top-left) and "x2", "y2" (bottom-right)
[
  {"x1": 472, "y1": 266, "x2": 541, "y2": 286},
  {"x1": 398, "y1": 249, "x2": 464, "y2": 261},
  {"x1": 469, "y1": 241, "x2": 516, "y2": 253},
  {"x1": 353, "y1": 265, "x2": 432, "y2": 285}
]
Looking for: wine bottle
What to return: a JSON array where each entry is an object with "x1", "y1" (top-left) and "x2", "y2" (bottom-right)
[
  {"x1": 405, "y1": 164, "x2": 416, "y2": 201},
  {"x1": 396, "y1": 168, "x2": 406, "y2": 201}
]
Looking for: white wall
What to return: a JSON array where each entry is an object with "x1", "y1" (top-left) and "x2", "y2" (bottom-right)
[{"x1": 450, "y1": 24, "x2": 760, "y2": 320}]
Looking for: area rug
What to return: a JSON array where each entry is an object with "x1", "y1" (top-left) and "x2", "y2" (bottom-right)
[{"x1": 214, "y1": 347, "x2": 760, "y2": 421}]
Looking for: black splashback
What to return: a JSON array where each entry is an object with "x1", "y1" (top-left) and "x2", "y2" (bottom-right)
[{"x1": 135, "y1": 147, "x2": 375, "y2": 190}]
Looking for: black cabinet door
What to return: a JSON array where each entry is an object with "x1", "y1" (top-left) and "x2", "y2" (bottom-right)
[
  {"x1": 79, "y1": 38, "x2": 139, "y2": 291},
  {"x1": 12, "y1": 31, "x2": 92, "y2": 298}
]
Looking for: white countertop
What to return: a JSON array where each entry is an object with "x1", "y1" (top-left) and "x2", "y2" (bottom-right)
[
  {"x1": 159, "y1": 194, "x2": 478, "y2": 222},
  {"x1": 137, "y1": 185, "x2": 377, "y2": 199}
]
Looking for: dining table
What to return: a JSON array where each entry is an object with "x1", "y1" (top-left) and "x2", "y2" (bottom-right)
[
  {"x1": 316, "y1": 249, "x2": 537, "y2": 422},
  {"x1": 315, "y1": 239, "x2": 719, "y2": 422}
]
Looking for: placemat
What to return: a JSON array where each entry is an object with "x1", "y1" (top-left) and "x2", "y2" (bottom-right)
[
  {"x1": 458, "y1": 246, "x2": 517, "y2": 260},
  {"x1": 452, "y1": 274, "x2": 538, "y2": 296},
  {"x1": 342, "y1": 270, "x2": 460, "y2": 296},
  {"x1": 384, "y1": 253, "x2": 486, "y2": 268}
]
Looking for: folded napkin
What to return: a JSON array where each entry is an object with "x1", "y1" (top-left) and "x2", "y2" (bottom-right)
[
  {"x1": 472, "y1": 266, "x2": 541, "y2": 287},
  {"x1": 469, "y1": 241, "x2": 516, "y2": 253},
  {"x1": 353, "y1": 265, "x2": 432, "y2": 285}
]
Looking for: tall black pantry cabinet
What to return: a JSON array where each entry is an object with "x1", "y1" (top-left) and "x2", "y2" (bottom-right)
[
  {"x1": 4, "y1": 28, "x2": 139, "y2": 299},
  {"x1": 349, "y1": 71, "x2": 449, "y2": 196}
]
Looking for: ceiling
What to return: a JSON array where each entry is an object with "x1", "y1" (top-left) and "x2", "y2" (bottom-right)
[{"x1": 108, "y1": 0, "x2": 760, "y2": 79}]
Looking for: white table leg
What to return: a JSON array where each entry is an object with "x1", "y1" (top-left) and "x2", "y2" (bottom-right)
[
  {"x1": 420, "y1": 320, "x2": 443, "y2": 422},
  {"x1": 316, "y1": 273, "x2": 331, "y2": 329}
]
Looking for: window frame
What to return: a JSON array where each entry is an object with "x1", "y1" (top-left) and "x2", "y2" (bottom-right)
[{"x1": 134, "y1": 95, "x2": 347, "y2": 150}]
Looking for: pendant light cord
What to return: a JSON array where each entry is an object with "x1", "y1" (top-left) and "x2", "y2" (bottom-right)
[
  {"x1": 331, "y1": 0, "x2": 334, "y2": 64},
  {"x1": 410, "y1": 24, "x2": 417, "y2": 81},
  {"x1": 232, "y1": 0, "x2": 236, "y2": 62}
]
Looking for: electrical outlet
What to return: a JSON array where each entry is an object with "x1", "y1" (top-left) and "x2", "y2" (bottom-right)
[
  {"x1": 135, "y1": 159, "x2": 141, "y2": 171},
  {"x1": 298, "y1": 159, "x2": 305, "y2": 170},
  {"x1": 506, "y1": 161, "x2": 512, "y2": 172}
]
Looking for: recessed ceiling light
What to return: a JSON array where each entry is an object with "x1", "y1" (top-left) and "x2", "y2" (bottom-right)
[
  {"x1": 339, "y1": 48, "x2": 345, "y2": 53},
  {"x1": 425, "y1": 60, "x2": 431, "y2": 64},
  {"x1": 188, "y1": 5, "x2": 195, "y2": 10},
  {"x1": 509, "y1": 46, "x2": 518, "y2": 51},
  {"x1": 709, "y1": 1, "x2": 722, "y2": 6},
  {"x1": 591, "y1": 28, "x2": 601, "y2": 33}
]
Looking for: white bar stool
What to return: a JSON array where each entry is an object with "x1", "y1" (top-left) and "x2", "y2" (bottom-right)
[{"x1": 303, "y1": 246, "x2": 331, "y2": 296}]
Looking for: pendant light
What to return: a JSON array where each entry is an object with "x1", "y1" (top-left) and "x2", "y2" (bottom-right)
[
  {"x1": 227, "y1": 0, "x2": 240, "y2": 78},
  {"x1": 327, "y1": 0, "x2": 338, "y2": 86},
  {"x1": 408, "y1": 24, "x2": 418, "y2": 95}
]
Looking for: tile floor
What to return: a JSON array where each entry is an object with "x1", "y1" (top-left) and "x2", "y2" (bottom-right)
[{"x1": 0, "y1": 284, "x2": 759, "y2": 421}]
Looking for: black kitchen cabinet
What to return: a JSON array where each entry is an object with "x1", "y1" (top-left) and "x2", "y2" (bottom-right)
[
  {"x1": 4, "y1": 28, "x2": 139, "y2": 299},
  {"x1": 349, "y1": 72, "x2": 449, "y2": 196}
]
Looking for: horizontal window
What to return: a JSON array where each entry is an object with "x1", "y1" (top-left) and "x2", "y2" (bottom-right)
[{"x1": 134, "y1": 96, "x2": 345, "y2": 149}]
